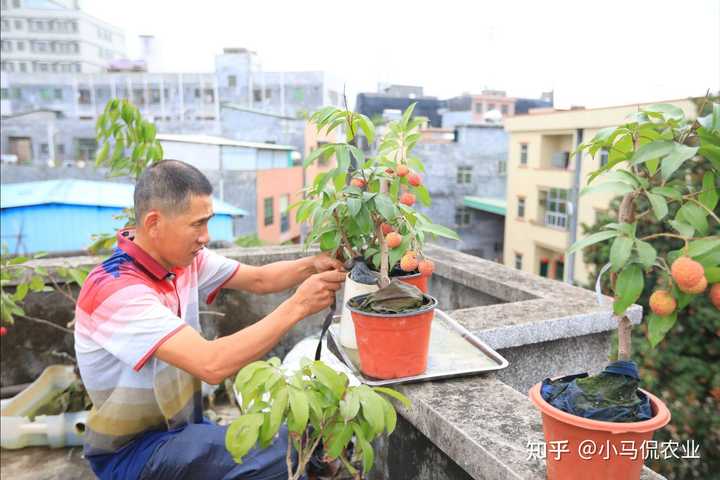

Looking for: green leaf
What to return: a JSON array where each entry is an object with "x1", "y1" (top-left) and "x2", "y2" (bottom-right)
[
  {"x1": 374, "y1": 194, "x2": 397, "y2": 221},
  {"x1": 687, "y1": 238, "x2": 720, "y2": 258},
  {"x1": 310, "y1": 361, "x2": 347, "y2": 399},
  {"x1": 381, "y1": 397, "x2": 397, "y2": 434},
  {"x1": 631, "y1": 140, "x2": 674, "y2": 165},
  {"x1": 288, "y1": 388, "x2": 309, "y2": 434},
  {"x1": 645, "y1": 192, "x2": 668, "y2": 221},
  {"x1": 356, "y1": 114, "x2": 376, "y2": 144},
  {"x1": 414, "y1": 185, "x2": 431, "y2": 207},
  {"x1": 647, "y1": 313, "x2": 677, "y2": 348},
  {"x1": 613, "y1": 264, "x2": 644, "y2": 315},
  {"x1": 668, "y1": 219, "x2": 694, "y2": 237},
  {"x1": 677, "y1": 203, "x2": 708, "y2": 236},
  {"x1": 698, "y1": 172, "x2": 718, "y2": 212},
  {"x1": 347, "y1": 198, "x2": 361, "y2": 217},
  {"x1": 635, "y1": 240, "x2": 657, "y2": 269},
  {"x1": 225, "y1": 414, "x2": 264, "y2": 463},
  {"x1": 352, "y1": 424, "x2": 375, "y2": 473},
  {"x1": 320, "y1": 230, "x2": 339, "y2": 251},
  {"x1": 358, "y1": 387, "x2": 385, "y2": 436},
  {"x1": 13, "y1": 283, "x2": 29, "y2": 302},
  {"x1": 325, "y1": 422, "x2": 354, "y2": 459},
  {"x1": 95, "y1": 142, "x2": 109, "y2": 166},
  {"x1": 698, "y1": 145, "x2": 720, "y2": 171},
  {"x1": 705, "y1": 266, "x2": 720, "y2": 283},
  {"x1": 650, "y1": 186, "x2": 682, "y2": 200},
  {"x1": 610, "y1": 236, "x2": 634, "y2": 272},
  {"x1": 567, "y1": 230, "x2": 618, "y2": 255},
  {"x1": 339, "y1": 390, "x2": 360, "y2": 422},
  {"x1": 642, "y1": 103, "x2": 685, "y2": 121},
  {"x1": 580, "y1": 181, "x2": 635, "y2": 197},
  {"x1": 372, "y1": 386, "x2": 411, "y2": 409},
  {"x1": 661, "y1": 143, "x2": 698, "y2": 180},
  {"x1": 417, "y1": 223, "x2": 459, "y2": 240},
  {"x1": 29, "y1": 275, "x2": 45, "y2": 292}
]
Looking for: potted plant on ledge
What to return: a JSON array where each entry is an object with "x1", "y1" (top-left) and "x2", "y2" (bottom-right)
[
  {"x1": 529, "y1": 101, "x2": 719, "y2": 479},
  {"x1": 294, "y1": 103, "x2": 458, "y2": 378}
]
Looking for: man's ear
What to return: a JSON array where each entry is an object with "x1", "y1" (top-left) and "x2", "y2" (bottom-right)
[{"x1": 142, "y1": 210, "x2": 161, "y2": 238}]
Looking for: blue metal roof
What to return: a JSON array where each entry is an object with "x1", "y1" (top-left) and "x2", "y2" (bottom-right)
[{"x1": 1, "y1": 179, "x2": 247, "y2": 216}]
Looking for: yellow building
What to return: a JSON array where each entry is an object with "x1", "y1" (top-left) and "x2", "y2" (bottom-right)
[{"x1": 502, "y1": 99, "x2": 697, "y2": 287}]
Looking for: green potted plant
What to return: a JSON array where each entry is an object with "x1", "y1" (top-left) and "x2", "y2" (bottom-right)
[
  {"x1": 528, "y1": 101, "x2": 720, "y2": 479},
  {"x1": 294, "y1": 103, "x2": 458, "y2": 378},
  {"x1": 225, "y1": 357, "x2": 410, "y2": 479}
]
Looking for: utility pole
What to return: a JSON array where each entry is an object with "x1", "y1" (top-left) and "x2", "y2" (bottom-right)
[{"x1": 566, "y1": 128, "x2": 584, "y2": 284}]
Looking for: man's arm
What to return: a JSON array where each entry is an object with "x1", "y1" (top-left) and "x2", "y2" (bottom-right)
[
  {"x1": 224, "y1": 253, "x2": 344, "y2": 295},
  {"x1": 156, "y1": 269, "x2": 346, "y2": 384}
]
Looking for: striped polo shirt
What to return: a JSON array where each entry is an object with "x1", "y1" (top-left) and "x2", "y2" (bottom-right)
[{"x1": 74, "y1": 229, "x2": 239, "y2": 457}]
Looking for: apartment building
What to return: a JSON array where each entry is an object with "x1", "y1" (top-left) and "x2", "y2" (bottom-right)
[
  {"x1": 502, "y1": 99, "x2": 697, "y2": 286},
  {"x1": 0, "y1": 0, "x2": 125, "y2": 74}
]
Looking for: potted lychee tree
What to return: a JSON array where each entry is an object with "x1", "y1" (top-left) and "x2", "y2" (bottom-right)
[
  {"x1": 529, "y1": 101, "x2": 719, "y2": 480},
  {"x1": 294, "y1": 103, "x2": 458, "y2": 378}
]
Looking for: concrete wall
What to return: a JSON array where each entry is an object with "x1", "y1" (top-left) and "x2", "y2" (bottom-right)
[{"x1": 414, "y1": 125, "x2": 507, "y2": 260}]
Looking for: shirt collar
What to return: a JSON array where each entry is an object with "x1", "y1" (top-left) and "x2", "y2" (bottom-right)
[{"x1": 116, "y1": 228, "x2": 174, "y2": 281}]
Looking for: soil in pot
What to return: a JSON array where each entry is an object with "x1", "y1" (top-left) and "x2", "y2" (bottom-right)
[{"x1": 347, "y1": 281, "x2": 436, "y2": 379}]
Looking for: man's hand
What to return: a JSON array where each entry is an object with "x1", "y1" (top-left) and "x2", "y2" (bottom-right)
[
  {"x1": 290, "y1": 270, "x2": 346, "y2": 317},
  {"x1": 311, "y1": 252, "x2": 346, "y2": 274}
]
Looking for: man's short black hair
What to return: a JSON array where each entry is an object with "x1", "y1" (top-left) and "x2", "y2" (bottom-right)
[{"x1": 134, "y1": 159, "x2": 213, "y2": 222}]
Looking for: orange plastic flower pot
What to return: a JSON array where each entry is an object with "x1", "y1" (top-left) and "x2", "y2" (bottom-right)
[
  {"x1": 348, "y1": 294, "x2": 436, "y2": 379},
  {"x1": 529, "y1": 382, "x2": 671, "y2": 480},
  {"x1": 396, "y1": 271, "x2": 428, "y2": 293}
]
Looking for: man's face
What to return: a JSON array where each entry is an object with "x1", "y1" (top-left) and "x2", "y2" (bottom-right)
[{"x1": 155, "y1": 194, "x2": 214, "y2": 268}]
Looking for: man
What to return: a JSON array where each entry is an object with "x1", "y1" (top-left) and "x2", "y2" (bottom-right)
[{"x1": 74, "y1": 160, "x2": 346, "y2": 479}]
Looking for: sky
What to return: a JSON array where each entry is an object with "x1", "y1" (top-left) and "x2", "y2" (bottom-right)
[{"x1": 83, "y1": 0, "x2": 720, "y2": 109}]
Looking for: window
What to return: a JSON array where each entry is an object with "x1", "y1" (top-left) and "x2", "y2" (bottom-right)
[
  {"x1": 1, "y1": 19, "x2": 9, "y2": 31},
  {"x1": 474, "y1": 103, "x2": 483, "y2": 113},
  {"x1": 493, "y1": 241, "x2": 503, "y2": 253},
  {"x1": 56, "y1": 144, "x2": 65, "y2": 154},
  {"x1": 54, "y1": 88, "x2": 62, "y2": 100},
  {"x1": 315, "y1": 141, "x2": 329, "y2": 166},
  {"x1": 280, "y1": 195, "x2": 290, "y2": 233},
  {"x1": 501, "y1": 104, "x2": 509, "y2": 115},
  {"x1": 264, "y1": 197, "x2": 274, "y2": 226},
  {"x1": 455, "y1": 207, "x2": 471, "y2": 227},
  {"x1": 487, "y1": 103, "x2": 496, "y2": 111},
  {"x1": 1, "y1": 40, "x2": 11, "y2": 52},
  {"x1": 16, "y1": 40, "x2": 23, "y2": 51},
  {"x1": 539, "y1": 258, "x2": 549, "y2": 277},
  {"x1": 554, "y1": 260, "x2": 564, "y2": 280},
  {"x1": 12, "y1": 0, "x2": 19, "y2": 7},
  {"x1": 78, "y1": 88, "x2": 91, "y2": 104},
  {"x1": 517, "y1": 197, "x2": 525, "y2": 218},
  {"x1": 0, "y1": 88, "x2": 7, "y2": 99},
  {"x1": 253, "y1": 89, "x2": 262, "y2": 102},
  {"x1": 457, "y1": 166, "x2": 473, "y2": 184},
  {"x1": 498, "y1": 160, "x2": 507, "y2": 175},
  {"x1": 228, "y1": 75, "x2": 236, "y2": 88},
  {"x1": 544, "y1": 188, "x2": 568, "y2": 229},
  {"x1": 14, "y1": 19, "x2": 22, "y2": 29},
  {"x1": 76, "y1": 138, "x2": 97, "y2": 161},
  {"x1": 514, "y1": 253, "x2": 523, "y2": 270},
  {"x1": 40, "y1": 143, "x2": 49, "y2": 154},
  {"x1": 520, "y1": 143, "x2": 528, "y2": 165},
  {"x1": 599, "y1": 148, "x2": 609, "y2": 167},
  {"x1": 18, "y1": 62, "x2": 26, "y2": 72}
]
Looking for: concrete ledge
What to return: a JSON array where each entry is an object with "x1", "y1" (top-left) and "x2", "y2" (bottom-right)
[{"x1": 10, "y1": 244, "x2": 664, "y2": 479}]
